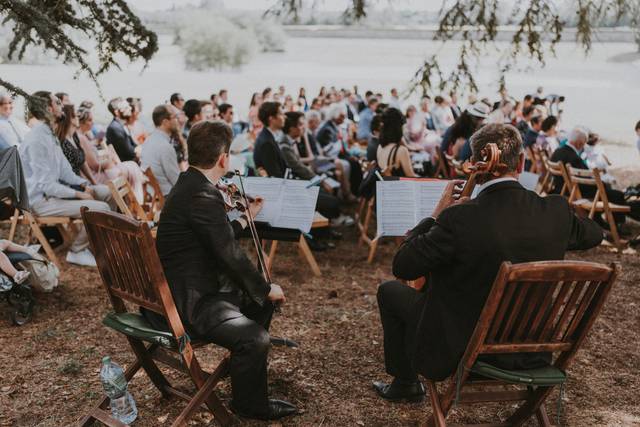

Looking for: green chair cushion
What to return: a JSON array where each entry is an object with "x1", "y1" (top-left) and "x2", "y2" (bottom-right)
[
  {"x1": 103, "y1": 312, "x2": 177, "y2": 350},
  {"x1": 470, "y1": 360, "x2": 566, "y2": 386}
]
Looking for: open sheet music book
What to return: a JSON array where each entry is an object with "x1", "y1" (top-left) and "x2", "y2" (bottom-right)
[
  {"x1": 231, "y1": 177, "x2": 319, "y2": 233},
  {"x1": 376, "y1": 179, "x2": 450, "y2": 237}
]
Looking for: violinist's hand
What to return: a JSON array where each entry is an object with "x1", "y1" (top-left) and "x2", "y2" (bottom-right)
[
  {"x1": 268, "y1": 283, "x2": 286, "y2": 304},
  {"x1": 432, "y1": 180, "x2": 467, "y2": 218},
  {"x1": 248, "y1": 196, "x2": 264, "y2": 218}
]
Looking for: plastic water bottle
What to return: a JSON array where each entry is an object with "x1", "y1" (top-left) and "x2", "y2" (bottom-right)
[{"x1": 100, "y1": 356, "x2": 138, "y2": 425}]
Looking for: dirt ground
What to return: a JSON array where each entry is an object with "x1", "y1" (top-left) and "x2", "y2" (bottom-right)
[{"x1": 0, "y1": 221, "x2": 639, "y2": 427}]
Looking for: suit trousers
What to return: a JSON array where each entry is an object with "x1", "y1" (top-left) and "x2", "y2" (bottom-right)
[
  {"x1": 316, "y1": 189, "x2": 340, "y2": 219},
  {"x1": 203, "y1": 300, "x2": 275, "y2": 416},
  {"x1": 377, "y1": 280, "x2": 425, "y2": 382}
]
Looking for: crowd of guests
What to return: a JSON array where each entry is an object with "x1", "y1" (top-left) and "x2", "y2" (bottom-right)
[{"x1": 0, "y1": 84, "x2": 639, "y2": 267}]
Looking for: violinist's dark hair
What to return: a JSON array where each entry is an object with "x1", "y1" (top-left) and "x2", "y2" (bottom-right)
[
  {"x1": 187, "y1": 120, "x2": 232, "y2": 169},
  {"x1": 379, "y1": 107, "x2": 404, "y2": 147},
  {"x1": 470, "y1": 123, "x2": 522, "y2": 173}
]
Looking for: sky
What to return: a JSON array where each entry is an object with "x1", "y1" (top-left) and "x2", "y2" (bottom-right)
[{"x1": 130, "y1": 0, "x2": 442, "y2": 12}]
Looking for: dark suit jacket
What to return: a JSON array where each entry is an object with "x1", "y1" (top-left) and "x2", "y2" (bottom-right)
[
  {"x1": 106, "y1": 119, "x2": 137, "y2": 162},
  {"x1": 393, "y1": 180, "x2": 603, "y2": 380},
  {"x1": 550, "y1": 144, "x2": 587, "y2": 193},
  {"x1": 152, "y1": 167, "x2": 270, "y2": 338},
  {"x1": 253, "y1": 128, "x2": 286, "y2": 178},
  {"x1": 316, "y1": 120, "x2": 338, "y2": 148}
]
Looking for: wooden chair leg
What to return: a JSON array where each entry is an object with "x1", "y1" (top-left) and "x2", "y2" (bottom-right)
[
  {"x1": 605, "y1": 210, "x2": 624, "y2": 252},
  {"x1": 505, "y1": 385, "x2": 555, "y2": 427},
  {"x1": 265, "y1": 240, "x2": 278, "y2": 274},
  {"x1": 8, "y1": 209, "x2": 19, "y2": 241},
  {"x1": 172, "y1": 358, "x2": 233, "y2": 427},
  {"x1": 427, "y1": 381, "x2": 447, "y2": 427},
  {"x1": 298, "y1": 235, "x2": 321, "y2": 276},
  {"x1": 25, "y1": 213, "x2": 60, "y2": 266},
  {"x1": 535, "y1": 403, "x2": 552, "y2": 427},
  {"x1": 367, "y1": 237, "x2": 379, "y2": 264},
  {"x1": 128, "y1": 339, "x2": 172, "y2": 398}
]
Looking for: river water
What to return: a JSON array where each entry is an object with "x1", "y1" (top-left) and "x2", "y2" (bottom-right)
[{"x1": 1, "y1": 35, "x2": 639, "y2": 165}]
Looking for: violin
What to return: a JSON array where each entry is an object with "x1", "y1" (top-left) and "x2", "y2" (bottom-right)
[
  {"x1": 410, "y1": 143, "x2": 506, "y2": 291},
  {"x1": 216, "y1": 180, "x2": 256, "y2": 213}
]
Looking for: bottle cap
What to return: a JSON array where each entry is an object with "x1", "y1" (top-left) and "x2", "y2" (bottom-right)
[{"x1": 102, "y1": 356, "x2": 111, "y2": 365}]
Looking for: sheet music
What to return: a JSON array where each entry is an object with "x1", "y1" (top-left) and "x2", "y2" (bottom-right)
[
  {"x1": 376, "y1": 180, "x2": 448, "y2": 237},
  {"x1": 231, "y1": 177, "x2": 319, "y2": 232}
]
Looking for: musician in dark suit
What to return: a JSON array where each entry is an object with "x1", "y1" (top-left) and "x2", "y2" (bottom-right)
[
  {"x1": 373, "y1": 123, "x2": 603, "y2": 401},
  {"x1": 253, "y1": 102, "x2": 287, "y2": 177},
  {"x1": 550, "y1": 127, "x2": 633, "y2": 224},
  {"x1": 147, "y1": 121, "x2": 297, "y2": 420},
  {"x1": 105, "y1": 97, "x2": 138, "y2": 162}
]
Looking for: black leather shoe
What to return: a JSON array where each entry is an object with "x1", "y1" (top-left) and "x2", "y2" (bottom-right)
[
  {"x1": 373, "y1": 380, "x2": 425, "y2": 402},
  {"x1": 232, "y1": 399, "x2": 298, "y2": 420}
]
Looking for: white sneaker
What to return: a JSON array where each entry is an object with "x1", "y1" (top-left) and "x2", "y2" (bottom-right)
[
  {"x1": 66, "y1": 249, "x2": 97, "y2": 267},
  {"x1": 331, "y1": 214, "x2": 355, "y2": 227},
  {"x1": 13, "y1": 270, "x2": 30, "y2": 284}
]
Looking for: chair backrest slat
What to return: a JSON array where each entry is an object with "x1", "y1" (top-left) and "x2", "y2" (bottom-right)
[
  {"x1": 82, "y1": 209, "x2": 165, "y2": 313},
  {"x1": 466, "y1": 261, "x2": 617, "y2": 361}
]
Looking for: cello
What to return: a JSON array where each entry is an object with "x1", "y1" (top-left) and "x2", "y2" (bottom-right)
[{"x1": 410, "y1": 143, "x2": 507, "y2": 290}]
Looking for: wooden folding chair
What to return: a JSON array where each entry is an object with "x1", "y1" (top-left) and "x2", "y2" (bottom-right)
[
  {"x1": 3, "y1": 204, "x2": 78, "y2": 267},
  {"x1": 142, "y1": 167, "x2": 165, "y2": 220},
  {"x1": 108, "y1": 176, "x2": 150, "y2": 222},
  {"x1": 540, "y1": 158, "x2": 570, "y2": 197},
  {"x1": 566, "y1": 166, "x2": 630, "y2": 251},
  {"x1": 427, "y1": 260, "x2": 619, "y2": 427},
  {"x1": 77, "y1": 208, "x2": 234, "y2": 427},
  {"x1": 261, "y1": 212, "x2": 328, "y2": 277}
]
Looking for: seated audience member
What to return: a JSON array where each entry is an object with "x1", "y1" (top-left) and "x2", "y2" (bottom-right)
[
  {"x1": 523, "y1": 114, "x2": 542, "y2": 149},
  {"x1": 141, "y1": 105, "x2": 181, "y2": 196},
  {"x1": 200, "y1": 100, "x2": 219, "y2": 121},
  {"x1": 357, "y1": 97, "x2": 379, "y2": 141},
  {"x1": 366, "y1": 114, "x2": 383, "y2": 162},
  {"x1": 373, "y1": 123, "x2": 603, "y2": 401},
  {"x1": 106, "y1": 97, "x2": 138, "y2": 162},
  {"x1": 535, "y1": 115, "x2": 559, "y2": 155},
  {"x1": 77, "y1": 105, "x2": 145, "y2": 202},
  {"x1": 376, "y1": 108, "x2": 417, "y2": 178},
  {"x1": 317, "y1": 104, "x2": 362, "y2": 198},
  {"x1": 19, "y1": 91, "x2": 112, "y2": 267},
  {"x1": 169, "y1": 92, "x2": 185, "y2": 110},
  {"x1": 449, "y1": 91, "x2": 462, "y2": 119},
  {"x1": 144, "y1": 120, "x2": 297, "y2": 421},
  {"x1": 125, "y1": 97, "x2": 147, "y2": 144},
  {"x1": 280, "y1": 111, "x2": 341, "y2": 221},
  {"x1": 489, "y1": 100, "x2": 513, "y2": 125},
  {"x1": 167, "y1": 104, "x2": 188, "y2": 170},
  {"x1": 55, "y1": 92, "x2": 71, "y2": 105},
  {"x1": 583, "y1": 132, "x2": 615, "y2": 183},
  {"x1": 58, "y1": 104, "x2": 98, "y2": 184},
  {"x1": 550, "y1": 127, "x2": 638, "y2": 224},
  {"x1": 440, "y1": 103, "x2": 488, "y2": 160},
  {"x1": 253, "y1": 102, "x2": 286, "y2": 177},
  {"x1": 182, "y1": 99, "x2": 203, "y2": 139},
  {"x1": 419, "y1": 96, "x2": 436, "y2": 131},
  {"x1": 219, "y1": 103, "x2": 242, "y2": 136},
  {"x1": 0, "y1": 92, "x2": 29, "y2": 146},
  {"x1": 516, "y1": 105, "x2": 535, "y2": 138},
  {"x1": 431, "y1": 96, "x2": 454, "y2": 134}
]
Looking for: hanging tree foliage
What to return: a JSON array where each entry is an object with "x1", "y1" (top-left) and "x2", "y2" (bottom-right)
[
  {"x1": 0, "y1": 0, "x2": 158, "y2": 99},
  {"x1": 268, "y1": 0, "x2": 640, "y2": 95}
]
